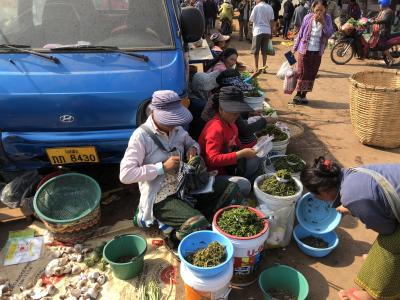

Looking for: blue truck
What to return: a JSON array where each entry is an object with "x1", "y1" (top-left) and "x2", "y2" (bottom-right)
[{"x1": 0, "y1": 0, "x2": 203, "y2": 179}]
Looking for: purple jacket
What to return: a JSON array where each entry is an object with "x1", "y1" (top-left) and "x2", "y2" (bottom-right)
[{"x1": 293, "y1": 13, "x2": 334, "y2": 55}]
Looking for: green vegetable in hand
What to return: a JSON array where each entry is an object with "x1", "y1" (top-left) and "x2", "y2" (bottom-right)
[
  {"x1": 259, "y1": 170, "x2": 298, "y2": 196},
  {"x1": 217, "y1": 207, "x2": 264, "y2": 237},
  {"x1": 256, "y1": 125, "x2": 288, "y2": 142},
  {"x1": 186, "y1": 242, "x2": 226, "y2": 268}
]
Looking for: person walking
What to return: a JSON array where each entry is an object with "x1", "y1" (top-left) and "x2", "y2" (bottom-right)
[
  {"x1": 250, "y1": 0, "x2": 275, "y2": 71},
  {"x1": 238, "y1": 0, "x2": 251, "y2": 41},
  {"x1": 326, "y1": 0, "x2": 341, "y2": 29},
  {"x1": 219, "y1": 0, "x2": 234, "y2": 35},
  {"x1": 204, "y1": 0, "x2": 219, "y2": 35},
  {"x1": 301, "y1": 157, "x2": 400, "y2": 300},
  {"x1": 291, "y1": 0, "x2": 308, "y2": 33},
  {"x1": 283, "y1": 0, "x2": 295, "y2": 39},
  {"x1": 270, "y1": 0, "x2": 282, "y2": 36},
  {"x1": 292, "y1": 0, "x2": 333, "y2": 104},
  {"x1": 347, "y1": 0, "x2": 361, "y2": 20}
]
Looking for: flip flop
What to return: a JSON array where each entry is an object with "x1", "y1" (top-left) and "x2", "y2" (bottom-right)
[{"x1": 338, "y1": 288, "x2": 362, "y2": 300}]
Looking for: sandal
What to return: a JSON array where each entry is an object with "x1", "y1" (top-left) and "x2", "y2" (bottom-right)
[{"x1": 291, "y1": 95, "x2": 303, "y2": 105}]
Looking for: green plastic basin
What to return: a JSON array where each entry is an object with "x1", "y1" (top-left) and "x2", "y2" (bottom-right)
[
  {"x1": 259, "y1": 265, "x2": 309, "y2": 300},
  {"x1": 103, "y1": 234, "x2": 147, "y2": 280}
]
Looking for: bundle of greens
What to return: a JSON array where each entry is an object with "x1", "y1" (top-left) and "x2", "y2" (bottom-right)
[
  {"x1": 273, "y1": 154, "x2": 306, "y2": 173},
  {"x1": 139, "y1": 277, "x2": 162, "y2": 300},
  {"x1": 259, "y1": 170, "x2": 298, "y2": 196},
  {"x1": 256, "y1": 125, "x2": 288, "y2": 142},
  {"x1": 217, "y1": 207, "x2": 264, "y2": 237},
  {"x1": 241, "y1": 71, "x2": 260, "y2": 90},
  {"x1": 186, "y1": 242, "x2": 226, "y2": 268}
]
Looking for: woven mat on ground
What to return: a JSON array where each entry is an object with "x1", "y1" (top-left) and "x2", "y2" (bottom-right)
[{"x1": 1, "y1": 220, "x2": 183, "y2": 299}]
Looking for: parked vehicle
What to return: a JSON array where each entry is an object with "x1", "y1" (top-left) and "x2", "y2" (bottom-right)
[
  {"x1": 331, "y1": 24, "x2": 400, "y2": 66},
  {"x1": 0, "y1": 0, "x2": 203, "y2": 178}
]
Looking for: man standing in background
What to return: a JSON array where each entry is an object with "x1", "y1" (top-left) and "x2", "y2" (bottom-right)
[
  {"x1": 238, "y1": 0, "x2": 251, "y2": 41},
  {"x1": 250, "y1": 0, "x2": 274, "y2": 70},
  {"x1": 283, "y1": 0, "x2": 294, "y2": 39},
  {"x1": 270, "y1": 0, "x2": 282, "y2": 36}
]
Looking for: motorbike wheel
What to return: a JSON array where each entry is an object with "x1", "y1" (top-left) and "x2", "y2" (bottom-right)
[{"x1": 331, "y1": 40, "x2": 354, "y2": 65}]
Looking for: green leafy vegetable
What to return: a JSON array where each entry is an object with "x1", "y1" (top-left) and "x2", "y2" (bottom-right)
[
  {"x1": 217, "y1": 207, "x2": 264, "y2": 237},
  {"x1": 256, "y1": 125, "x2": 288, "y2": 142},
  {"x1": 186, "y1": 241, "x2": 226, "y2": 268},
  {"x1": 273, "y1": 154, "x2": 306, "y2": 173},
  {"x1": 259, "y1": 170, "x2": 298, "y2": 196}
]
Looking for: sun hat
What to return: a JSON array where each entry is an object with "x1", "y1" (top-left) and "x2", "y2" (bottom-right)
[
  {"x1": 210, "y1": 32, "x2": 230, "y2": 43},
  {"x1": 218, "y1": 86, "x2": 254, "y2": 113},
  {"x1": 150, "y1": 90, "x2": 193, "y2": 126},
  {"x1": 216, "y1": 69, "x2": 253, "y2": 91},
  {"x1": 191, "y1": 71, "x2": 220, "y2": 92}
]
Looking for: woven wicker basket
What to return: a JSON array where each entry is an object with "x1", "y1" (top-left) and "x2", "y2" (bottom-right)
[{"x1": 349, "y1": 70, "x2": 400, "y2": 148}]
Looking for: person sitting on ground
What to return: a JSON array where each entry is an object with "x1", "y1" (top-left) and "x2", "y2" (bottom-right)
[
  {"x1": 198, "y1": 86, "x2": 264, "y2": 197},
  {"x1": 291, "y1": 0, "x2": 308, "y2": 34},
  {"x1": 250, "y1": 0, "x2": 275, "y2": 71},
  {"x1": 292, "y1": 0, "x2": 334, "y2": 105},
  {"x1": 120, "y1": 90, "x2": 244, "y2": 249},
  {"x1": 201, "y1": 69, "x2": 268, "y2": 147},
  {"x1": 301, "y1": 157, "x2": 400, "y2": 300},
  {"x1": 210, "y1": 32, "x2": 231, "y2": 58},
  {"x1": 207, "y1": 47, "x2": 238, "y2": 73}
]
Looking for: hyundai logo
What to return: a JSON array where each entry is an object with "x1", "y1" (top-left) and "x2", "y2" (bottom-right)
[{"x1": 59, "y1": 115, "x2": 75, "y2": 123}]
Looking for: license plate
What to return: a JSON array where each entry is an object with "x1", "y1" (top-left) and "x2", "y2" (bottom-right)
[{"x1": 46, "y1": 147, "x2": 99, "y2": 165}]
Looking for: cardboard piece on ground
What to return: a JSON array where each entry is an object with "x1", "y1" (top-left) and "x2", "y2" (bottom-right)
[{"x1": 0, "y1": 220, "x2": 182, "y2": 300}]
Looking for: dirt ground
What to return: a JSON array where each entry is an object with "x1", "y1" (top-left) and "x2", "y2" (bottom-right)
[{"x1": 1, "y1": 26, "x2": 399, "y2": 300}]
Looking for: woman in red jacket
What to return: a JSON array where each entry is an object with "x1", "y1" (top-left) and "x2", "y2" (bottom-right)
[{"x1": 198, "y1": 86, "x2": 264, "y2": 196}]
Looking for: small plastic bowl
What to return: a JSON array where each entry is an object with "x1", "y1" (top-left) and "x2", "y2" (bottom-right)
[
  {"x1": 293, "y1": 225, "x2": 339, "y2": 258},
  {"x1": 178, "y1": 230, "x2": 234, "y2": 278},
  {"x1": 296, "y1": 193, "x2": 342, "y2": 234}
]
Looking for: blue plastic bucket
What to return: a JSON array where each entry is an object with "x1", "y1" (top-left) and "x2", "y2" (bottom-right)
[
  {"x1": 296, "y1": 193, "x2": 342, "y2": 234},
  {"x1": 293, "y1": 225, "x2": 339, "y2": 257},
  {"x1": 178, "y1": 230, "x2": 234, "y2": 278}
]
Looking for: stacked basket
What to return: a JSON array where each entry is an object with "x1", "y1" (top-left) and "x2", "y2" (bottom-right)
[
  {"x1": 33, "y1": 173, "x2": 101, "y2": 244},
  {"x1": 349, "y1": 70, "x2": 400, "y2": 148}
]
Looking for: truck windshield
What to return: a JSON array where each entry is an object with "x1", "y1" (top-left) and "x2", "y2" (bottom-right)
[{"x1": 0, "y1": 0, "x2": 174, "y2": 51}]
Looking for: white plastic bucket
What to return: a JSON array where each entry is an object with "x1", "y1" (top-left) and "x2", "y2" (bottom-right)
[
  {"x1": 254, "y1": 174, "x2": 303, "y2": 248},
  {"x1": 270, "y1": 138, "x2": 290, "y2": 156},
  {"x1": 212, "y1": 206, "x2": 270, "y2": 287},
  {"x1": 180, "y1": 260, "x2": 233, "y2": 300}
]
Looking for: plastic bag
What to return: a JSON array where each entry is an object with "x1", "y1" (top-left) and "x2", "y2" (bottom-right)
[
  {"x1": 1, "y1": 171, "x2": 42, "y2": 208},
  {"x1": 266, "y1": 39, "x2": 275, "y2": 56},
  {"x1": 258, "y1": 203, "x2": 296, "y2": 248},
  {"x1": 253, "y1": 135, "x2": 274, "y2": 158},
  {"x1": 283, "y1": 69, "x2": 297, "y2": 95},
  {"x1": 276, "y1": 61, "x2": 291, "y2": 80}
]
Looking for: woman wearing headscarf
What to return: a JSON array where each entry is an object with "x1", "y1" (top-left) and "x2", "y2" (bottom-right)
[
  {"x1": 120, "y1": 90, "x2": 244, "y2": 249},
  {"x1": 292, "y1": 0, "x2": 334, "y2": 104},
  {"x1": 301, "y1": 157, "x2": 400, "y2": 300},
  {"x1": 198, "y1": 86, "x2": 264, "y2": 196}
]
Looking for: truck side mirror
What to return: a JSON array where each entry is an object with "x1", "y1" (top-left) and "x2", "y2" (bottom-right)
[{"x1": 180, "y1": 7, "x2": 205, "y2": 43}]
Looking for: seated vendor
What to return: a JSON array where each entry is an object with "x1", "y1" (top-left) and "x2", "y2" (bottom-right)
[
  {"x1": 301, "y1": 157, "x2": 400, "y2": 300},
  {"x1": 206, "y1": 48, "x2": 238, "y2": 73},
  {"x1": 120, "y1": 90, "x2": 243, "y2": 250},
  {"x1": 198, "y1": 86, "x2": 264, "y2": 196},
  {"x1": 210, "y1": 32, "x2": 231, "y2": 58},
  {"x1": 201, "y1": 69, "x2": 269, "y2": 148}
]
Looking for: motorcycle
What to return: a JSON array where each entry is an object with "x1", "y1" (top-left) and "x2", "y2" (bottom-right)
[{"x1": 331, "y1": 22, "x2": 400, "y2": 66}]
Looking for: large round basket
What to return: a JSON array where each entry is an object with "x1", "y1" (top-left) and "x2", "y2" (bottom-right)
[
  {"x1": 33, "y1": 173, "x2": 101, "y2": 244},
  {"x1": 349, "y1": 70, "x2": 400, "y2": 148}
]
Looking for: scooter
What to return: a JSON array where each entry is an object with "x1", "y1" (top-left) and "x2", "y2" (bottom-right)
[{"x1": 330, "y1": 24, "x2": 400, "y2": 66}]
